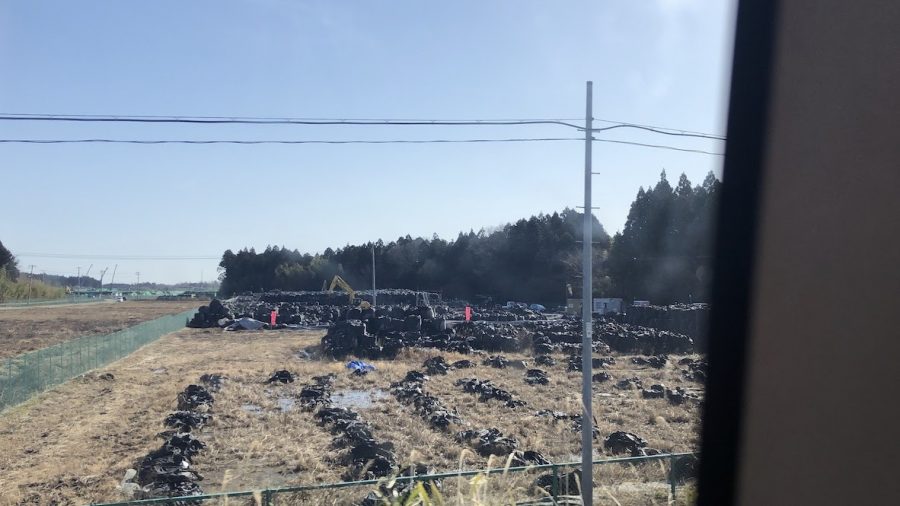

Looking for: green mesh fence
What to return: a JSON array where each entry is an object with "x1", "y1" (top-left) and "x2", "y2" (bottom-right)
[
  {"x1": 91, "y1": 452, "x2": 698, "y2": 505},
  {"x1": 0, "y1": 309, "x2": 196, "y2": 412},
  {"x1": 0, "y1": 295, "x2": 102, "y2": 308}
]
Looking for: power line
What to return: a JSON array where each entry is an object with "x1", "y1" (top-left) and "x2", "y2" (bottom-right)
[
  {"x1": 0, "y1": 137, "x2": 581, "y2": 145},
  {"x1": 591, "y1": 117, "x2": 723, "y2": 138},
  {"x1": 592, "y1": 137, "x2": 724, "y2": 156},
  {"x1": 0, "y1": 114, "x2": 582, "y2": 129},
  {"x1": 0, "y1": 136, "x2": 723, "y2": 154},
  {"x1": 0, "y1": 112, "x2": 726, "y2": 140},
  {"x1": 1, "y1": 112, "x2": 584, "y2": 122},
  {"x1": 589, "y1": 124, "x2": 725, "y2": 140},
  {"x1": 0, "y1": 136, "x2": 722, "y2": 155},
  {"x1": 15, "y1": 252, "x2": 220, "y2": 260}
]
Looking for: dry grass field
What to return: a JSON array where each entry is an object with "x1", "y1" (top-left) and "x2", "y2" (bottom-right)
[
  {"x1": 0, "y1": 327, "x2": 702, "y2": 505},
  {"x1": 0, "y1": 300, "x2": 201, "y2": 358}
]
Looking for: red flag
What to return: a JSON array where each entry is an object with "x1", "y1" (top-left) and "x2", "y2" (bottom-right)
[
  {"x1": 270, "y1": 310, "x2": 277, "y2": 327},
  {"x1": 465, "y1": 306, "x2": 472, "y2": 322}
]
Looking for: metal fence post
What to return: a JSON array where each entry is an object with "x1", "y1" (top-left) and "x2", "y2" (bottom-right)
[
  {"x1": 20, "y1": 354, "x2": 27, "y2": 403},
  {"x1": 551, "y1": 464, "x2": 560, "y2": 500},
  {"x1": 669, "y1": 455, "x2": 677, "y2": 501},
  {"x1": 5, "y1": 358, "x2": 11, "y2": 404}
]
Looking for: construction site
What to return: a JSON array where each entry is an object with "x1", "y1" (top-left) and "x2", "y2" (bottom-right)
[
  {"x1": 0, "y1": 4, "x2": 736, "y2": 504},
  {"x1": 0, "y1": 288, "x2": 706, "y2": 505},
  {"x1": 2, "y1": 0, "x2": 896, "y2": 504}
]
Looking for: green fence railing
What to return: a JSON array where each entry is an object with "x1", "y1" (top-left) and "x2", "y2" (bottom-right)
[
  {"x1": 0, "y1": 295, "x2": 106, "y2": 308},
  {"x1": 91, "y1": 452, "x2": 698, "y2": 505},
  {"x1": 0, "y1": 309, "x2": 196, "y2": 412}
]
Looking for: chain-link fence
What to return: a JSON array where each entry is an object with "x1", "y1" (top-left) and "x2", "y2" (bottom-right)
[
  {"x1": 91, "y1": 452, "x2": 698, "y2": 505},
  {"x1": 0, "y1": 309, "x2": 195, "y2": 411},
  {"x1": 0, "y1": 295, "x2": 103, "y2": 307}
]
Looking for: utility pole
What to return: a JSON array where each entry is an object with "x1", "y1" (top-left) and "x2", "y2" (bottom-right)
[
  {"x1": 27, "y1": 265, "x2": 35, "y2": 303},
  {"x1": 99, "y1": 267, "x2": 108, "y2": 298},
  {"x1": 76, "y1": 266, "x2": 81, "y2": 291},
  {"x1": 84, "y1": 264, "x2": 93, "y2": 289},
  {"x1": 372, "y1": 244, "x2": 377, "y2": 308},
  {"x1": 135, "y1": 272, "x2": 140, "y2": 288},
  {"x1": 581, "y1": 80, "x2": 594, "y2": 505}
]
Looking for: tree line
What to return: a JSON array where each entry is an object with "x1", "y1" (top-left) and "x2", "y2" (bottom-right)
[
  {"x1": 217, "y1": 171, "x2": 720, "y2": 305},
  {"x1": 0, "y1": 240, "x2": 67, "y2": 301},
  {"x1": 0, "y1": 240, "x2": 18, "y2": 280}
]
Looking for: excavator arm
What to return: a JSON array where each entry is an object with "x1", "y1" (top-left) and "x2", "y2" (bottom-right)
[{"x1": 327, "y1": 275, "x2": 356, "y2": 303}]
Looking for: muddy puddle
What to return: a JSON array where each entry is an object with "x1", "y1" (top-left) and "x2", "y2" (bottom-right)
[
  {"x1": 330, "y1": 389, "x2": 388, "y2": 409},
  {"x1": 240, "y1": 404, "x2": 263, "y2": 415}
]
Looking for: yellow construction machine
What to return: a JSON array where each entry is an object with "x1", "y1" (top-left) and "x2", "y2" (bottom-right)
[{"x1": 324, "y1": 275, "x2": 371, "y2": 309}]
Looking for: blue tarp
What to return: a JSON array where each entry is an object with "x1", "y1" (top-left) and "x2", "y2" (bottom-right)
[
  {"x1": 224, "y1": 317, "x2": 266, "y2": 331},
  {"x1": 346, "y1": 360, "x2": 376, "y2": 373}
]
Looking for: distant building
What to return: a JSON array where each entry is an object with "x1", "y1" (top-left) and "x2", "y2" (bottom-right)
[
  {"x1": 566, "y1": 297, "x2": 624, "y2": 315},
  {"x1": 593, "y1": 298, "x2": 623, "y2": 315}
]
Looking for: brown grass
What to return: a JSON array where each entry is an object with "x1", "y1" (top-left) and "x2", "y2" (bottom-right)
[
  {"x1": 0, "y1": 300, "x2": 201, "y2": 358},
  {"x1": 0, "y1": 327, "x2": 703, "y2": 505}
]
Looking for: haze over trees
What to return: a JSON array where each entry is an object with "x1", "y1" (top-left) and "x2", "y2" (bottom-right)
[
  {"x1": 218, "y1": 171, "x2": 720, "y2": 305},
  {"x1": 607, "y1": 171, "x2": 720, "y2": 303}
]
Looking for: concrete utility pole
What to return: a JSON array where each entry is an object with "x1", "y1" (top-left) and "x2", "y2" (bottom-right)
[
  {"x1": 581, "y1": 80, "x2": 594, "y2": 505},
  {"x1": 76, "y1": 266, "x2": 81, "y2": 290},
  {"x1": 372, "y1": 244, "x2": 377, "y2": 308},
  {"x1": 27, "y1": 265, "x2": 35, "y2": 303},
  {"x1": 99, "y1": 267, "x2": 108, "y2": 296},
  {"x1": 136, "y1": 272, "x2": 140, "y2": 288}
]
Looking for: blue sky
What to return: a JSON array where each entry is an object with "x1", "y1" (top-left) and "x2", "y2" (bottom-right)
[{"x1": 0, "y1": 0, "x2": 735, "y2": 284}]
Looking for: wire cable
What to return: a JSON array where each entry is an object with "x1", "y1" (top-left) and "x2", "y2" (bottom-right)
[
  {"x1": 1, "y1": 112, "x2": 584, "y2": 122},
  {"x1": 592, "y1": 137, "x2": 724, "y2": 156},
  {"x1": 591, "y1": 117, "x2": 723, "y2": 138},
  {"x1": 0, "y1": 113, "x2": 726, "y2": 139},
  {"x1": 0, "y1": 114, "x2": 584, "y2": 130},
  {"x1": 0, "y1": 136, "x2": 723, "y2": 155},
  {"x1": 589, "y1": 124, "x2": 725, "y2": 140},
  {"x1": 0, "y1": 137, "x2": 581, "y2": 145},
  {"x1": 15, "y1": 252, "x2": 220, "y2": 260}
]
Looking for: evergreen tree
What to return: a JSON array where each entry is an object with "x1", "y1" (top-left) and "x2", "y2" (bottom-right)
[
  {"x1": 0, "y1": 240, "x2": 19, "y2": 280},
  {"x1": 607, "y1": 171, "x2": 720, "y2": 303},
  {"x1": 217, "y1": 174, "x2": 719, "y2": 306}
]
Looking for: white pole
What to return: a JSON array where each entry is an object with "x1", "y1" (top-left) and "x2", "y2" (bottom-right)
[
  {"x1": 27, "y1": 265, "x2": 35, "y2": 303},
  {"x1": 581, "y1": 80, "x2": 594, "y2": 505},
  {"x1": 372, "y1": 244, "x2": 377, "y2": 307}
]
